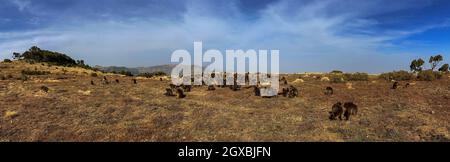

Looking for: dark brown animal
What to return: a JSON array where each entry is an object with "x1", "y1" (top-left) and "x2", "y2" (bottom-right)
[
  {"x1": 343, "y1": 102, "x2": 358, "y2": 120},
  {"x1": 182, "y1": 84, "x2": 192, "y2": 92},
  {"x1": 329, "y1": 102, "x2": 343, "y2": 120},
  {"x1": 207, "y1": 85, "x2": 216, "y2": 91},
  {"x1": 176, "y1": 88, "x2": 186, "y2": 98},
  {"x1": 164, "y1": 88, "x2": 176, "y2": 96},
  {"x1": 288, "y1": 85, "x2": 298, "y2": 98},
  {"x1": 115, "y1": 79, "x2": 120, "y2": 83},
  {"x1": 40, "y1": 86, "x2": 49, "y2": 93},
  {"x1": 392, "y1": 81, "x2": 399, "y2": 89},
  {"x1": 133, "y1": 79, "x2": 137, "y2": 84},
  {"x1": 324, "y1": 86, "x2": 333, "y2": 95},
  {"x1": 254, "y1": 86, "x2": 261, "y2": 96},
  {"x1": 160, "y1": 78, "x2": 163, "y2": 81},
  {"x1": 90, "y1": 80, "x2": 95, "y2": 85},
  {"x1": 404, "y1": 83, "x2": 410, "y2": 88}
]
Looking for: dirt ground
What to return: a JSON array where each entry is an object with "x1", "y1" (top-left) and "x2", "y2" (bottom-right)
[{"x1": 1, "y1": 61, "x2": 449, "y2": 141}]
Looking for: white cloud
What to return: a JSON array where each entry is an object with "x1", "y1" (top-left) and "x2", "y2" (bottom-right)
[{"x1": 0, "y1": 0, "x2": 448, "y2": 73}]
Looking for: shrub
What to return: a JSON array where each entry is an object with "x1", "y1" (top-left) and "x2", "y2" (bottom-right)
[
  {"x1": 3, "y1": 59, "x2": 12, "y2": 63},
  {"x1": 21, "y1": 69, "x2": 50, "y2": 75},
  {"x1": 90, "y1": 72, "x2": 98, "y2": 77},
  {"x1": 439, "y1": 64, "x2": 449, "y2": 73},
  {"x1": 1, "y1": 75, "x2": 5, "y2": 80},
  {"x1": 329, "y1": 75, "x2": 345, "y2": 83},
  {"x1": 344, "y1": 72, "x2": 369, "y2": 81},
  {"x1": 417, "y1": 70, "x2": 442, "y2": 81},
  {"x1": 7, "y1": 74, "x2": 13, "y2": 79},
  {"x1": 379, "y1": 71, "x2": 414, "y2": 81}
]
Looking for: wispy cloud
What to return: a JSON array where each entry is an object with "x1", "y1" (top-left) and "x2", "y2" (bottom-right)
[{"x1": 0, "y1": 0, "x2": 449, "y2": 73}]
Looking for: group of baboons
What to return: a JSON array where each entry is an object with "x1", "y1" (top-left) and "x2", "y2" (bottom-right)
[
  {"x1": 86, "y1": 74, "x2": 417, "y2": 121},
  {"x1": 90, "y1": 76, "x2": 137, "y2": 85}
]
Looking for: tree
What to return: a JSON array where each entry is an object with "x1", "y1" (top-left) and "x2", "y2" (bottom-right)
[
  {"x1": 410, "y1": 58, "x2": 424, "y2": 72},
  {"x1": 429, "y1": 55, "x2": 443, "y2": 71},
  {"x1": 13, "y1": 52, "x2": 22, "y2": 60},
  {"x1": 439, "y1": 64, "x2": 449, "y2": 73}
]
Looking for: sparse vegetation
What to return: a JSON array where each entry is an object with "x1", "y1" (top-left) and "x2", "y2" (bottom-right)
[
  {"x1": 343, "y1": 72, "x2": 369, "y2": 81},
  {"x1": 0, "y1": 56, "x2": 448, "y2": 142},
  {"x1": 90, "y1": 72, "x2": 98, "y2": 77},
  {"x1": 21, "y1": 69, "x2": 51, "y2": 75},
  {"x1": 329, "y1": 75, "x2": 345, "y2": 83},
  {"x1": 379, "y1": 71, "x2": 414, "y2": 81},
  {"x1": 417, "y1": 70, "x2": 442, "y2": 81}
]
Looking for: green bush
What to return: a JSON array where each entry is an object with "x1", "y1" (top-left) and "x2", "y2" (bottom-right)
[
  {"x1": 417, "y1": 70, "x2": 442, "y2": 81},
  {"x1": 379, "y1": 70, "x2": 414, "y2": 81},
  {"x1": 3, "y1": 59, "x2": 12, "y2": 63},
  {"x1": 329, "y1": 75, "x2": 345, "y2": 83},
  {"x1": 344, "y1": 72, "x2": 369, "y2": 81}
]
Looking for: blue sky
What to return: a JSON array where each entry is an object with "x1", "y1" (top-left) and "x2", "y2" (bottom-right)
[{"x1": 0, "y1": 0, "x2": 449, "y2": 73}]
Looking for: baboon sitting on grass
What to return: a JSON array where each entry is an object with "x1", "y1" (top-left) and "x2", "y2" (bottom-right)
[
  {"x1": 40, "y1": 86, "x2": 49, "y2": 93},
  {"x1": 132, "y1": 79, "x2": 137, "y2": 84},
  {"x1": 90, "y1": 80, "x2": 95, "y2": 85},
  {"x1": 254, "y1": 86, "x2": 261, "y2": 96},
  {"x1": 392, "y1": 81, "x2": 399, "y2": 89},
  {"x1": 207, "y1": 85, "x2": 216, "y2": 91},
  {"x1": 324, "y1": 86, "x2": 333, "y2": 95},
  {"x1": 343, "y1": 102, "x2": 358, "y2": 120},
  {"x1": 164, "y1": 88, "x2": 176, "y2": 96},
  {"x1": 329, "y1": 102, "x2": 343, "y2": 120},
  {"x1": 176, "y1": 88, "x2": 186, "y2": 98},
  {"x1": 115, "y1": 79, "x2": 120, "y2": 83}
]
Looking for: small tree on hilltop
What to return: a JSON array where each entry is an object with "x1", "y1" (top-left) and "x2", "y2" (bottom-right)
[
  {"x1": 429, "y1": 54, "x2": 443, "y2": 71},
  {"x1": 410, "y1": 58, "x2": 424, "y2": 73}
]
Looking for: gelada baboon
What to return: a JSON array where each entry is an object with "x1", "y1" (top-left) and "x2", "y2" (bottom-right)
[
  {"x1": 279, "y1": 88, "x2": 289, "y2": 97},
  {"x1": 133, "y1": 79, "x2": 137, "y2": 84},
  {"x1": 164, "y1": 88, "x2": 176, "y2": 96},
  {"x1": 288, "y1": 85, "x2": 298, "y2": 98},
  {"x1": 115, "y1": 79, "x2": 120, "y2": 83},
  {"x1": 176, "y1": 88, "x2": 186, "y2": 98},
  {"x1": 160, "y1": 78, "x2": 163, "y2": 81},
  {"x1": 40, "y1": 86, "x2": 49, "y2": 93},
  {"x1": 324, "y1": 86, "x2": 333, "y2": 95},
  {"x1": 404, "y1": 83, "x2": 410, "y2": 88},
  {"x1": 343, "y1": 102, "x2": 358, "y2": 120},
  {"x1": 181, "y1": 84, "x2": 192, "y2": 92},
  {"x1": 329, "y1": 102, "x2": 343, "y2": 120},
  {"x1": 90, "y1": 80, "x2": 95, "y2": 85},
  {"x1": 103, "y1": 76, "x2": 109, "y2": 84},
  {"x1": 254, "y1": 86, "x2": 261, "y2": 96},
  {"x1": 392, "y1": 81, "x2": 399, "y2": 89},
  {"x1": 207, "y1": 85, "x2": 216, "y2": 91}
]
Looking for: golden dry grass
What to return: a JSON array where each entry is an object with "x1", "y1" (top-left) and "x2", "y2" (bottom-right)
[{"x1": 0, "y1": 61, "x2": 449, "y2": 142}]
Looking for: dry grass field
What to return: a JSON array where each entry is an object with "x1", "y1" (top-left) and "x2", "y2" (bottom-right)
[{"x1": 0, "y1": 61, "x2": 449, "y2": 142}]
